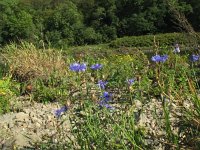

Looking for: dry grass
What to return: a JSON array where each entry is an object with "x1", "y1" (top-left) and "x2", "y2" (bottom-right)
[{"x1": 2, "y1": 42, "x2": 67, "y2": 82}]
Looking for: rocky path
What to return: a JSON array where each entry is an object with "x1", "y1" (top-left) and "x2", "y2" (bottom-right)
[{"x1": 0, "y1": 97, "x2": 71, "y2": 149}]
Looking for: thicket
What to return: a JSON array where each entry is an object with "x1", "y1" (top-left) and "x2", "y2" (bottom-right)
[
  {"x1": 109, "y1": 32, "x2": 200, "y2": 48},
  {"x1": 0, "y1": 0, "x2": 199, "y2": 47}
]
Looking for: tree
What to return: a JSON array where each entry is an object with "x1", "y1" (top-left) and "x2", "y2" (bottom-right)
[
  {"x1": 184, "y1": 0, "x2": 200, "y2": 31},
  {"x1": 42, "y1": 1, "x2": 84, "y2": 46},
  {"x1": 0, "y1": 0, "x2": 35, "y2": 45},
  {"x1": 116, "y1": 0, "x2": 168, "y2": 36},
  {"x1": 0, "y1": 0, "x2": 200, "y2": 47},
  {"x1": 75, "y1": 0, "x2": 118, "y2": 42},
  {"x1": 165, "y1": 0, "x2": 193, "y2": 33}
]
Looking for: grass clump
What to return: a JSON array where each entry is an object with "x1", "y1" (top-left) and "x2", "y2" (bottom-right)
[
  {"x1": 2, "y1": 42, "x2": 66, "y2": 83},
  {"x1": 1, "y1": 42, "x2": 68, "y2": 99}
]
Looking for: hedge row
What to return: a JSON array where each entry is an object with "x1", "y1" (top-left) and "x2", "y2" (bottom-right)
[{"x1": 109, "y1": 33, "x2": 200, "y2": 48}]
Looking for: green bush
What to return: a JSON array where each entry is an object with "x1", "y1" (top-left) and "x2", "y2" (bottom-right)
[
  {"x1": 74, "y1": 27, "x2": 103, "y2": 45},
  {"x1": 109, "y1": 33, "x2": 199, "y2": 48},
  {"x1": 0, "y1": 76, "x2": 20, "y2": 114},
  {"x1": 32, "y1": 76, "x2": 70, "y2": 103}
]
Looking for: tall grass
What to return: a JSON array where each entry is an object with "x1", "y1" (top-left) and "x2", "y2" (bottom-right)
[{"x1": 2, "y1": 42, "x2": 66, "y2": 82}]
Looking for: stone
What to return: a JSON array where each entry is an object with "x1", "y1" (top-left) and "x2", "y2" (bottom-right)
[
  {"x1": 1, "y1": 138, "x2": 15, "y2": 150},
  {"x1": 14, "y1": 112, "x2": 29, "y2": 122},
  {"x1": 8, "y1": 123, "x2": 14, "y2": 129},
  {"x1": 35, "y1": 122, "x2": 41, "y2": 128},
  {"x1": 138, "y1": 113, "x2": 148, "y2": 127},
  {"x1": 134, "y1": 100, "x2": 142, "y2": 108}
]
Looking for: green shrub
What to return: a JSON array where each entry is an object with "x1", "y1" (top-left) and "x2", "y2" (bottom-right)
[
  {"x1": 32, "y1": 76, "x2": 70, "y2": 103},
  {"x1": 82, "y1": 27, "x2": 103, "y2": 44},
  {"x1": 0, "y1": 96, "x2": 10, "y2": 114},
  {"x1": 0, "y1": 76, "x2": 20, "y2": 114},
  {"x1": 109, "y1": 33, "x2": 199, "y2": 48}
]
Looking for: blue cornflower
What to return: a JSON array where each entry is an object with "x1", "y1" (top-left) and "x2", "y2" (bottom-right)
[
  {"x1": 151, "y1": 54, "x2": 168, "y2": 62},
  {"x1": 99, "y1": 92, "x2": 114, "y2": 110},
  {"x1": 97, "y1": 80, "x2": 108, "y2": 89},
  {"x1": 79, "y1": 63, "x2": 87, "y2": 71},
  {"x1": 103, "y1": 104, "x2": 114, "y2": 109},
  {"x1": 190, "y1": 54, "x2": 199, "y2": 62},
  {"x1": 127, "y1": 78, "x2": 135, "y2": 85},
  {"x1": 101, "y1": 91, "x2": 112, "y2": 102},
  {"x1": 161, "y1": 55, "x2": 168, "y2": 62},
  {"x1": 70, "y1": 63, "x2": 87, "y2": 72},
  {"x1": 54, "y1": 106, "x2": 68, "y2": 117},
  {"x1": 90, "y1": 64, "x2": 103, "y2": 70},
  {"x1": 70, "y1": 63, "x2": 79, "y2": 71},
  {"x1": 99, "y1": 102, "x2": 114, "y2": 110}
]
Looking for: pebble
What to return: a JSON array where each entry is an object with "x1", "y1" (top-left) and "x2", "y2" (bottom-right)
[
  {"x1": 8, "y1": 123, "x2": 14, "y2": 129},
  {"x1": 134, "y1": 100, "x2": 142, "y2": 108},
  {"x1": 14, "y1": 112, "x2": 29, "y2": 122}
]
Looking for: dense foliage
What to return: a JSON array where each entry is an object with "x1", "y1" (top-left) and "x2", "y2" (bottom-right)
[
  {"x1": 0, "y1": 0, "x2": 199, "y2": 47},
  {"x1": 109, "y1": 32, "x2": 192, "y2": 48}
]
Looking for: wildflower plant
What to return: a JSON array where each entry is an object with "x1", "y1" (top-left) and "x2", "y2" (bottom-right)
[
  {"x1": 99, "y1": 92, "x2": 114, "y2": 110},
  {"x1": 54, "y1": 106, "x2": 68, "y2": 117},
  {"x1": 190, "y1": 54, "x2": 199, "y2": 62},
  {"x1": 126, "y1": 78, "x2": 135, "y2": 103},
  {"x1": 150, "y1": 54, "x2": 169, "y2": 97},
  {"x1": 97, "y1": 80, "x2": 108, "y2": 89},
  {"x1": 89, "y1": 63, "x2": 104, "y2": 82},
  {"x1": 69, "y1": 63, "x2": 87, "y2": 72},
  {"x1": 68, "y1": 62, "x2": 88, "y2": 102},
  {"x1": 100, "y1": 91, "x2": 112, "y2": 102},
  {"x1": 126, "y1": 78, "x2": 135, "y2": 86},
  {"x1": 90, "y1": 64, "x2": 103, "y2": 70},
  {"x1": 151, "y1": 54, "x2": 168, "y2": 62}
]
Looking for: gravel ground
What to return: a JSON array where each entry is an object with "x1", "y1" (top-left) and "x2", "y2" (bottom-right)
[
  {"x1": 0, "y1": 95, "x2": 197, "y2": 149},
  {"x1": 0, "y1": 96, "x2": 71, "y2": 149}
]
